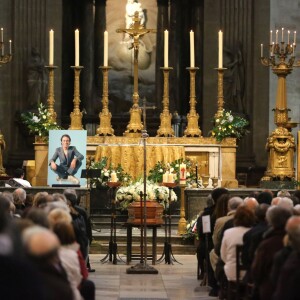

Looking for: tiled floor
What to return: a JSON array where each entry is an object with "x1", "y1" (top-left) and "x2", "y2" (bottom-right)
[{"x1": 88, "y1": 254, "x2": 217, "y2": 300}]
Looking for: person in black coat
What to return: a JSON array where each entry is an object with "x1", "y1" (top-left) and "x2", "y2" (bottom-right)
[{"x1": 196, "y1": 188, "x2": 229, "y2": 296}]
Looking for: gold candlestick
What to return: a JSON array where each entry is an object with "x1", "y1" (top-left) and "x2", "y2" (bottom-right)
[
  {"x1": 260, "y1": 35, "x2": 297, "y2": 182},
  {"x1": 184, "y1": 67, "x2": 201, "y2": 137},
  {"x1": 215, "y1": 68, "x2": 227, "y2": 118},
  {"x1": 69, "y1": 66, "x2": 83, "y2": 130},
  {"x1": 45, "y1": 66, "x2": 57, "y2": 123},
  {"x1": 157, "y1": 67, "x2": 175, "y2": 137},
  {"x1": 97, "y1": 66, "x2": 114, "y2": 136},
  {"x1": 177, "y1": 184, "x2": 187, "y2": 235}
]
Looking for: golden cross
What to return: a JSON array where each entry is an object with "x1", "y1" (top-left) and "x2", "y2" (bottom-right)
[
  {"x1": 117, "y1": 11, "x2": 156, "y2": 50},
  {"x1": 116, "y1": 11, "x2": 156, "y2": 109}
]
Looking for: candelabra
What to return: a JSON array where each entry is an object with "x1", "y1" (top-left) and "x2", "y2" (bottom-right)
[
  {"x1": 69, "y1": 66, "x2": 83, "y2": 130},
  {"x1": 157, "y1": 67, "x2": 175, "y2": 137},
  {"x1": 184, "y1": 67, "x2": 202, "y2": 137},
  {"x1": 260, "y1": 29, "x2": 297, "y2": 183},
  {"x1": 96, "y1": 66, "x2": 114, "y2": 136},
  {"x1": 45, "y1": 66, "x2": 57, "y2": 123},
  {"x1": 215, "y1": 67, "x2": 226, "y2": 118},
  {"x1": 0, "y1": 38, "x2": 12, "y2": 67}
]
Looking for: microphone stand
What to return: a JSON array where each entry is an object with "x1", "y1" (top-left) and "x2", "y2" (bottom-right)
[{"x1": 126, "y1": 98, "x2": 158, "y2": 274}]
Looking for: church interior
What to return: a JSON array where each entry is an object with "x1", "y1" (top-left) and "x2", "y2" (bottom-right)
[
  {"x1": 0, "y1": 0, "x2": 298, "y2": 186},
  {"x1": 0, "y1": 0, "x2": 300, "y2": 299}
]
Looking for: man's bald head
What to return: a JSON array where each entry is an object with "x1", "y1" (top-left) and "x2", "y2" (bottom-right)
[{"x1": 23, "y1": 226, "x2": 60, "y2": 256}]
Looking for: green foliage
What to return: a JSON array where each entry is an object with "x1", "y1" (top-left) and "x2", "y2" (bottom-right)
[
  {"x1": 147, "y1": 158, "x2": 197, "y2": 185},
  {"x1": 21, "y1": 103, "x2": 61, "y2": 137},
  {"x1": 89, "y1": 157, "x2": 132, "y2": 188},
  {"x1": 210, "y1": 109, "x2": 249, "y2": 142}
]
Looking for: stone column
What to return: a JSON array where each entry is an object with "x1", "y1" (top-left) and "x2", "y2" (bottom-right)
[{"x1": 220, "y1": 0, "x2": 255, "y2": 167}]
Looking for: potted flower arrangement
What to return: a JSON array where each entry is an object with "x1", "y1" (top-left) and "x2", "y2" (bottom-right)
[
  {"x1": 21, "y1": 103, "x2": 61, "y2": 141},
  {"x1": 209, "y1": 109, "x2": 249, "y2": 142},
  {"x1": 182, "y1": 214, "x2": 200, "y2": 245}
]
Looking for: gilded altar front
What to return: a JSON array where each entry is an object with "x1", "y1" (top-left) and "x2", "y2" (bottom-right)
[
  {"x1": 94, "y1": 144, "x2": 185, "y2": 179},
  {"x1": 87, "y1": 136, "x2": 238, "y2": 187}
]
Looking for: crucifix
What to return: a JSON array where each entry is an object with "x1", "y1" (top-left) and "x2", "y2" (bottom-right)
[{"x1": 116, "y1": 11, "x2": 156, "y2": 136}]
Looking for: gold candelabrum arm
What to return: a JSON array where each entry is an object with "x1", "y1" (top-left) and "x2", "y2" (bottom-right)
[
  {"x1": 69, "y1": 66, "x2": 83, "y2": 130},
  {"x1": 157, "y1": 67, "x2": 175, "y2": 137},
  {"x1": 97, "y1": 66, "x2": 114, "y2": 136},
  {"x1": 214, "y1": 67, "x2": 227, "y2": 118},
  {"x1": 45, "y1": 66, "x2": 57, "y2": 123},
  {"x1": 184, "y1": 67, "x2": 201, "y2": 137}
]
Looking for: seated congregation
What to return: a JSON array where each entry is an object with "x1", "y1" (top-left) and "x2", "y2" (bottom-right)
[
  {"x1": 196, "y1": 187, "x2": 300, "y2": 300},
  {"x1": 0, "y1": 187, "x2": 95, "y2": 300}
]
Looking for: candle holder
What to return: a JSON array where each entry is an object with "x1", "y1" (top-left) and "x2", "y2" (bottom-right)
[
  {"x1": 184, "y1": 67, "x2": 202, "y2": 137},
  {"x1": 157, "y1": 67, "x2": 175, "y2": 137},
  {"x1": 69, "y1": 66, "x2": 84, "y2": 130},
  {"x1": 202, "y1": 175, "x2": 210, "y2": 188},
  {"x1": 214, "y1": 67, "x2": 227, "y2": 118},
  {"x1": 260, "y1": 40, "x2": 297, "y2": 128},
  {"x1": 45, "y1": 66, "x2": 58, "y2": 123},
  {"x1": 96, "y1": 66, "x2": 114, "y2": 136},
  {"x1": 0, "y1": 42, "x2": 12, "y2": 67},
  {"x1": 177, "y1": 183, "x2": 187, "y2": 235},
  {"x1": 260, "y1": 33, "x2": 298, "y2": 182},
  {"x1": 211, "y1": 177, "x2": 219, "y2": 188}
]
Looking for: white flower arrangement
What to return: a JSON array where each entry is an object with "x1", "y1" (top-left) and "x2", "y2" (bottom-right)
[{"x1": 116, "y1": 179, "x2": 177, "y2": 210}]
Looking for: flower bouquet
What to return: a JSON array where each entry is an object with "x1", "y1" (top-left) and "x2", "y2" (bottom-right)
[
  {"x1": 210, "y1": 109, "x2": 249, "y2": 142},
  {"x1": 21, "y1": 103, "x2": 61, "y2": 138}
]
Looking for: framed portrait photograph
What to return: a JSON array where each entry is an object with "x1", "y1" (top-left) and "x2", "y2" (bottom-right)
[{"x1": 47, "y1": 130, "x2": 87, "y2": 187}]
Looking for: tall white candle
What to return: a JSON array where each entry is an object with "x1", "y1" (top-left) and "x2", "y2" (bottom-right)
[
  {"x1": 270, "y1": 30, "x2": 273, "y2": 45},
  {"x1": 275, "y1": 30, "x2": 278, "y2": 44},
  {"x1": 75, "y1": 29, "x2": 79, "y2": 66},
  {"x1": 190, "y1": 30, "x2": 195, "y2": 68},
  {"x1": 293, "y1": 43, "x2": 295, "y2": 56},
  {"x1": 281, "y1": 28, "x2": 284, "y2": 42},
  {"x1": 164, "y1": 30, "x2": 169, "y2": 68},
  {"x1": 0, "y1": 28, "x2": 3, "y2": 43},
  {"x1": 261, "y1": 44, "x2": 263, "y2": 57},
  {"x1": 287, "y1": 30, "x2": 290, "y2": 45},
  {"x1": 218, "y1": 30, "x2": 223, "y2": 68},
  {"x1": 103, "y1": 30, "x2": 108, "y2": 66},
  {"x1": 49, "y1": 29, "x2": 54, "y2": 65},
  {"x1": 9, "y1": 40, "x2": 12, "y2": 55},
  {"x1": 294, "y1": 31, "x2": 297, "y2": 44}
]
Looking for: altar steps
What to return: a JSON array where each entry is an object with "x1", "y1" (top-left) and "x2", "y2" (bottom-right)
[
  {"x1": 90, "y1": 227, "x2": 197, "y2": 256},
  {"x1": 90, "y1": 214, "x2": 181, "y2": 230}
]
